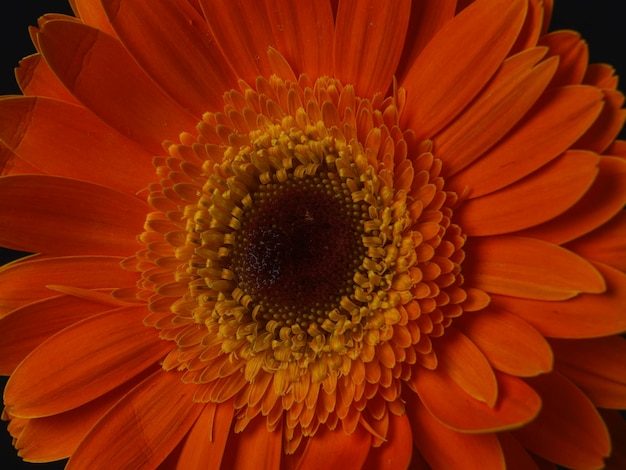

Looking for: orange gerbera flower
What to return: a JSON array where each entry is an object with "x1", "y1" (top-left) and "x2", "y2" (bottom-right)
[{"x1": 1, "y1": 0, "x2": 626, "y2": 468}]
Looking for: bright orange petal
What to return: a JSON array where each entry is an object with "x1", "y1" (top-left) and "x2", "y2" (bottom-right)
[
  {"x1": 551, "y1": 336, "x2": 626, "y2": 409},
  {"x1": 5, "y1": 306, "x2": 167, "y2": 418},
  {"x1": 575, "y1": 89, "x2": 626, "y2": 154},
  {"x1": 412, "y1": 369, "x2": 541, "y2": 433},
  {"x1": 455, "y1": 307, "x2": 553, "y2": 377},
  {"x1": 519, "y1": 156, "x2": 626, "y2": 244},
  {"x1": 456, "y1": 150, "x2": 598, "y2": 236},
  {"x1": 0, "y1": 295, "x2": 111, "y2": 374},
  {"x1": 221, "y1": 415, "x2": 282, "y2": 470},
  {"x1": 293, "y1": 425, "x2": 372, "y2": 470},
  {"x1": 464, "y1": 236, "x2": 605, "y2": 301},
  {"x1": 37, "y1": 19, "x2": 198, "y2": 154},
  {"x1": 510, "y1": 0, "x2": 545, "y2": 53},
  {"x1": 362, "y1": 413, "x2": 412, "y2": 470},
  {"x1": 447, "y1": 86, "x2": 603, "y2": 198},
  {"x1": 566, "y1": 211, "x2": 626, "y2": 272},
  {"x1": 492, "y1": 262, "x2": 626, "y2": 339},
  {"x1": 15, "y1": 54, "x2": 80, "y2": 104},
  {"x1": 513, "y1": 372, "x2": 611, "y2": 470},
  {"x1": 333, "y1": 0, "x2": 411, "y2": 97},
  {"x1": 0, "y1": 96, "x2": 154, "y2": 194},
  {"x1": 434, "y1": 47, "x2": 557, "y2": 177},
  {"x1": 176, "y1": 401, "x2": 235, "y2": 470},
  {"x1": 0, "y1": 175, "x2": 148, "y2": 256},
  {"x1": 265, "y1": 0, "x2": 334, "y2": 78},
  {"x1": 406, "y1": 394, "x2": 506, "y2": 470},
  {"x1": 540, "y1": 31, "x2": 588, "y2": 87},
  {"x1": 66, "y1": 371, "x2": 203, "y2": 469},
  {"x1": 71, "y1": 0, "x2": 117, "y2": 36},
  {"x1": 432, "y1": 327, "x2": 498, "y2": 406},
  {"x1": 0, "y1": 255, "x2": 137, "y2": 316},
  {"x1": 103, "y1": 0, "x2": 237, "y2": 116},
  {"x1": 400, "y1": 0, "x2": 527, "y2": 140}
]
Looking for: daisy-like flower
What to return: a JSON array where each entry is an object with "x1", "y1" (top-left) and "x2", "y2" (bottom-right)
[{"x1": 1, "y1": 0, "x2": 626, "y2": 468}]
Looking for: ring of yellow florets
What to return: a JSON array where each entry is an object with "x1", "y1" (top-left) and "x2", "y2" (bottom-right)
[{"x1": 134, "y1": 74, "x2": 469, "y2": 450}]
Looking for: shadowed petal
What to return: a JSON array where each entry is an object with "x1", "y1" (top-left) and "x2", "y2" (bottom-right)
[
  {"x1": 362, "y1": 412, "x2": 412, "y2": 470},
  {"x1": 292, "y1": 425, "x2": 372, "y2": 470}
]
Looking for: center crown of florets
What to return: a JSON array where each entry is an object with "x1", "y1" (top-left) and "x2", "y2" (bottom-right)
[{"x1": 137, "y1": 73, "x2": 468, "y2": 448}]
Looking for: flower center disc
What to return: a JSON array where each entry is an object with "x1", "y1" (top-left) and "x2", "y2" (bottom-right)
[{"x1": 231, "y1": 177, "x2": 364, "y2": 326}]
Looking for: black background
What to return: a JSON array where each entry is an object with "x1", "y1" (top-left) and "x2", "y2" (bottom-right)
[{"x1": 1, "y1": 1, "x2": 625, "y2": 468}]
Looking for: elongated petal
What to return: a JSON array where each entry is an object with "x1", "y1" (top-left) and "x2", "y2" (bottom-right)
[
  {"x1": 0, "y1": 255, "x2": 137, "y2": 316},
  {"x1": 221, "y1": 416, "x2": 282, "y2": 470},
  {"x1": 432, "y1": 327, "x2": 498, "y2": 406},
  {"x1": 15, "y1": 54, "x2": 80, "y2": 104},
  {"x1": 294, "y1": 425, "x2": 371, "y2": 470},
  {"x1": 493, "y1": 262, "x2": 626, "y2": 339},
  {"x1": 412, "y1": 369, "x2": 541, "y2": 433},
  {"x1": 455, "y1": 307, "x2": 553, "y2": 377},
  {"x1": 37, "y1": 19, "x2": 198, "y2": 153},
  {"x1": 457, "y1": 151, "x2": 598, "y2": 236},
  {"x1": 333, "y1": 0, "x2": 411, "y2": 97},
  {"x1": 362, "y1": 413, "x2": 412, "y2": 470},
  {"x1": 540, "y1": 31, "x2": 588, "y2": 87},
  {"x1": 406, "y1": 394, "x2": 506, "y2": 470},
  {"x1": 0, "y1": 96, "x2": 153, "y2": 194},
  {"x1": 575, "y1": 89, "x2": 626, "y2": 154},
  {"x1": 0, "y1": 295, "x2": 111, "y2": 374},
  {"x1": 0, "y1": 175, "x2": 147, "y2": 256},
  {"x1": 5, "y1": 307, "x2": 167, "y2": 418},
  {"x1": 551, "y1": 337, "x2": 626, "y2": 409},
  {"x1": 434, "y1": 48, "x2": 557, "y2": 176},
  {"x1": 498, "y1": 433, "x2": 542, "y2": 470},
  {"x1": 176, "y1": 401, "x2": 234, "y2": 470},
  {"x1": 514, "y1": 372, "x2": 611, "y2": 470},
  {"x1": 67, "y1": 371, "x2": 203, "y2": 469},
  {"x1": 464, "y1": 236, "x2": 605, "y2": 300},
  {"x1": 103, "y1": 0, "x2": 237, "y2": 116},
  {"x1": 448, "y1": 86, "x2": 603, "y2": 198},
  {"x1": 400, "y1": 0, "x2": 527, "y2": 140},
  {"x1": 519, "y1": 156, "x2": 626, "y2": 243},
  {"x1": 71, "y1": 0, "x2": 117, "y2": 36},
  {"x1": 265, "y1": 0, "x2": 334, "y2": 78}
]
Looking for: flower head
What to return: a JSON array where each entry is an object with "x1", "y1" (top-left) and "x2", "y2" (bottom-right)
[{"x1": 1, "y1": 1, "x2": 626, "y2": 469}]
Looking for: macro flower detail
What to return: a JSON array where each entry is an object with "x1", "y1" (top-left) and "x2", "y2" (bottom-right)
[{"x1": 1, "y1": 0, "x2": 625, "y2": 469}]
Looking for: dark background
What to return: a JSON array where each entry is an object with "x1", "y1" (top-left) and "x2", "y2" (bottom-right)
[{"x1": 1, "y1": 1, "x2": 625, "y2": 469}]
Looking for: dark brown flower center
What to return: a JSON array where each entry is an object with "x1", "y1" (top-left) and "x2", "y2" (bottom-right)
[{"x1": 230, "y1": 174, "x2": 365, "y2": 328}]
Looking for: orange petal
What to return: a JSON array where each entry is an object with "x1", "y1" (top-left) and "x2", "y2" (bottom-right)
[
  {"x1": 362, "y1": 412, "x2": 412, "y2": 470},
  {"x1": 492, "y1": 262, "x2": 626, "y2": 339},
  {"x1": 575, "y1": 89, "x2": 626, "y2": 154},
  {"x1": 510, "y1": 0, "x2": 544, "y2": 53},
  {"x1": 584, "y1": 63, "x2": 619, "y2": 90},
  {"x1": 599, "y1": 410, "x2": 626, "y2": 470},
  {"x1": 519, "y1": 156, "x2": 626, "y2": 244},
  {"x1": 513, "y1": 372, "x2": 611, "y2": 470},
  {"x1": 37, "y1": 19, "x2": 198, "y2": 154},
  {"x1": 412, "y1": 368, "x2": 541, "y2": 433},
  {"x1": 395, "y1": 0, "x2": 457, "y2": 82},
  {"x1": 498, "y1": 433, "x2": 542, "y2": 470},
  {"x1": 406, "y1": 394, "x2": 506, "y2": 470},
  {"x1": 551, "y1": 336, "x2": 626, "y2": 409},
  {"x1": 199, "y1": 0, "x2": 276, "y2": 85},
  {"x1": 177, "y1": 401, "x2": 235, "y2": 470},
  {"x1": 434, "y1": 47, "x2": 557, "y2": 177},
  {"x1": 0, "y1": 175, "x2": 147, "y2": 256},
  {"x1": 455, "y1": 307, "x2": 553, "y2": 377},
  {"x1": 432, "y1": 326, "x2": 498, "y2": 406},
  {"x1": 15, "y1": 54, "x2": 80, "y2": 104},
  {"x1": 221, "y1": 416, "x2": 282, "y2": 470},
  {"x1": 0, "y1": 96, "x2": 154, "y2": 194},
  {"x1": 0, "y1": 295, "x2": 111, "y2": 374},
  {"x1": 456, "y1": 150, "x2": 598, "y2": 236},
  {"x1": 71, "y1": 0, "x2": 117, "y2": 36},
  {"x1": 566, "y1": 211, "x2": 626, "y2": 272},
  {"x1": 0, "y1": 255, "x2": 137, "y2": 316},
  {"x1": 400, "y1": 0, "x2": 527, "y2": 140},
  {"x1": 13, "y1": 367, "x2": 154, "y2": 462},
  {"x1": 5, "y1": 306, "x2": 167, "y2": 418},
  {"x1": 448, "y1": 86, "x2": 603, "y2": 198},
  {"x1": 103, "y1": 0, "x2": 237, "y2": 116},
  {"x1": 540, "y1": 31, "x2": 588, "y2": 87},
  {"x1": 264, "y1": 0, "x2": 334, "y2": 78},
  {"x1": 66, "y1": 371, "x2": 203, "y2": 469},
  {"x1": 333, "y1": 0, "x2": 411, "y2": 97},
  {"x1": 294, "y1": 424, "x2": 372, "y2": 470},
  {"x1": 464, "y1": 236, "x2": 605, "y2": 301}
]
